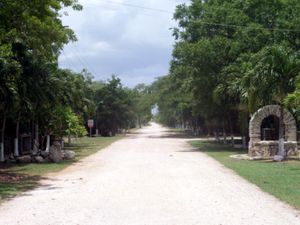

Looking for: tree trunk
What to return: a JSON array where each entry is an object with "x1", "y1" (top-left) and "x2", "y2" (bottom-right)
[
  {"x1": 223, "y1": 122, "x2": 227, "y2": 144},
  {"x1": 229, "y1": 117, "x2": 234, "y2": 147},
  {"x1": 0, "y1": 115, "x2": 7, "y2": 162},
  {"x1": 275, "y1": 105, "x2": 285, "y2": 161},
  {"x1": 223, "y1": 132, "x2": 227, "y2": 144},
  {"x1": 33, "y1": 122, "x2": 39, "y2": 151},
  {"x1": 195, "y1": 120, "x2": 199, "y2": 136},
  {"x1": 14, "y1": 112, "x2": 21, "y2": 157},
  {"x1": 231, "y1": 135, "x2": 234, "y2": 147},
  {"x1": 45, "y1": 135, "x2": 50, "y2": 153},
  {"x1": 214, "y1": 126, "x2": 220, "y2": 142}
]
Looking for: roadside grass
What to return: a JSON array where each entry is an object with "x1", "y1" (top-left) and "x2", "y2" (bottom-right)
[
  {"x1": 0, "y1": 136, "x2": 122, "y2": 202},
  {"x1": 189, "y1": 140, "x2": 300, "y2": 210}
]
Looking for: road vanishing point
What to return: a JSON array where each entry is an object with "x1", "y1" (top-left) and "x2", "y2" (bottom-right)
[{"x1": 0, "y1": 123, "x2": 299, "y2": 225}]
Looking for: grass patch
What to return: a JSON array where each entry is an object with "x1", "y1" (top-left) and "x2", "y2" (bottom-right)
[
  {"x1": 0, "y1": 136, "x2": 122, "y2": 202},
  {"x1": 189, "y1": 140, "x2": 300, "y2": 209}
]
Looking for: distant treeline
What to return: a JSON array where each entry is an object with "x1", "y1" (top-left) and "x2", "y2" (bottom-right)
[{"x1": 0, "y1": 1, "x2": 152, "y2": 161}]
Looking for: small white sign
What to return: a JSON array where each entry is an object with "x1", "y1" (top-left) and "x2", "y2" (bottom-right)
[{"x1": 88, "y1": 120, "x2": 94, "y2": 128}]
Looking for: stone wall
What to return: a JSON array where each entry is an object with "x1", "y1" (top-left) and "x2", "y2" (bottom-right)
[{"x1": 249, "y1": 141, "x2": 298, "y2": 159}]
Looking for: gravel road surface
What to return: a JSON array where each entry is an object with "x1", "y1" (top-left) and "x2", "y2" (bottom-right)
[{"x1": 0, "y1": 123, "x2": 299, "y2": 225}]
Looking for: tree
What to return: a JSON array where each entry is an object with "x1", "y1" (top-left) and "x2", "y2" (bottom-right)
[
  {"x1": 48, "y1": 107, "x2": 87, "y2": 145},
  {"x1": 0, "y1": 1, "x2": 83, "y2": 160},
  {"x1": 94, "y1": 76, "x2": 139, "y2": 136},
  {"x1": 239, "y1": 45, "x2": 300, "y2": 160},
  {"x1": 164, "y1": 0, "x2": 300, "y2": 144},
  {"x1": 0, "y1": 54, "x2": 21, "y2": 161},
  {"x1": 132, "y1": 84, "x2": 153, "y2": 128}
]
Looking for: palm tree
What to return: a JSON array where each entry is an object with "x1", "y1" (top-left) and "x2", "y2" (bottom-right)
[
  {"x1": 236, "y1": 45, "x2": 300, "y2": 160},
  {"x1": 0, "y1": 60, "x2": 20, "y2": 161}
]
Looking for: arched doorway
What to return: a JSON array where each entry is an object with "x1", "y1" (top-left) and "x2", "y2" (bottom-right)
[{"x1": 260, "y1": 115, "x2": 280, "y2": 141}]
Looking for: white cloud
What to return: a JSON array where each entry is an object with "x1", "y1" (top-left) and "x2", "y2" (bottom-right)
[{"x1": 58, "y1": 0, "x2": 190, "y2": 87}]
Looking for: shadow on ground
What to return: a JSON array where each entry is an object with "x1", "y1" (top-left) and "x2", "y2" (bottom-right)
[
  {"x1": 188, "y1": 140, "x2": 247, "y2": 155},
  {"x1": 0, "y1": 167, "x2": 44, "y2": 202},
  {"x1": 127, "y1": 129, "x2": 207, "y2": 139}
]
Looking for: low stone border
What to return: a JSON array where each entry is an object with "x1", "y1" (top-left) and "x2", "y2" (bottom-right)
[{"x1": 230, "y1": 154, "x2": 300, "y2": 161}]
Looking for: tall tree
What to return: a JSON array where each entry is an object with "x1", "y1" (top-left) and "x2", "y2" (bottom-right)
[{"x1": 0, "y1": 0, "x2": 82, "y2": 160}]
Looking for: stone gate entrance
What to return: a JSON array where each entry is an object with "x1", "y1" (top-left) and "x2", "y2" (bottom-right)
[{"x1": 248, "y1": 105, "x2": 298, "y2": 158}]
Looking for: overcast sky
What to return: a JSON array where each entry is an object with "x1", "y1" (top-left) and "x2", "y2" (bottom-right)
[{"x1": 58, "y1": 0, "x2": 189, "y2": 87}]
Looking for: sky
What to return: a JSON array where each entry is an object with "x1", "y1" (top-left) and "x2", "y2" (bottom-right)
[{"x1": 58, "y1": 0, "x2": 189, "y2": 87}]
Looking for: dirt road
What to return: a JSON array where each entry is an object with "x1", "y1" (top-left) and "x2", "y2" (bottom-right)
[{"x1": 0, "y1": 123, "x2": 299, "y2": 225}]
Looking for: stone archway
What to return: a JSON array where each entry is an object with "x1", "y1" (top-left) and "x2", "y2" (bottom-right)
[{"x1": 248, "y1": 105, "x2": 298, "y2": 158}]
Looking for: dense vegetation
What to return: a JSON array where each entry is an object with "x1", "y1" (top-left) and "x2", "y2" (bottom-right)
[
  {"x1": 93, "y1": 77, "x2": 153, "y2": 136},
  {"x1": 152, "y1": 0, "x2": 300, "y2": 141},
  {"x1": 0, "y1": 1, "x2": 152, "y2": 161},
  {"x1": 2, "y1": 0, "x2": 300, "y2": 162}
]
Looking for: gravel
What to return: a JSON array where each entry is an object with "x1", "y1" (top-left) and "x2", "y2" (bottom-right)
[{"x1": 0, "y1": 123, "x2": 299, "y2": 225}]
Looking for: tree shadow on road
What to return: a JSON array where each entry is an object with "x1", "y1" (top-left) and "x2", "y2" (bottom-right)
[
  {"x1": 126, "y1": 130, "x2": 206, "y2": 139},
  {"x1": 0, "y1": 168, "x2": 43, "y2": 203}
]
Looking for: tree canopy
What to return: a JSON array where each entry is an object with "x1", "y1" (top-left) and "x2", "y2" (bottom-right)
[{"x1": 152, "y1": 0, "x2": 300, "y2": 140}]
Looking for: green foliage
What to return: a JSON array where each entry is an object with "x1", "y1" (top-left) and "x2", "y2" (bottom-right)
[
  {"x1": 235, "y1": 45, "x2": 300, "y2": 112},
  {"x1": 94, "y1": 76, "x2": 152, "y2": 136},
  {"x1": 0, "y1": 0, "x2": 152, "y2": 158},
  {"x1": 0, "y1": 0, "x2": 150, "y2": 150},
  {"x1": 285, "y1": 75, "x2": 300, "y2": 121},
  {"x1": 49, "y1": 107, "x2": 87, "y2": 138},
  {"x1": 154, "y1": 0, "x2": 300, "y2": 135},
  {"x1": 0, "y1": 1, "x2": 92, "y2": 151},
  {"x1": 132, "y1": 83, "x2": 154, "y2": 127},
  {"x1": 65, "y1": 113, "x2": 87, "y2": 138},
  {"x1": 0, "y1": 0, "x2": 82, "y2": 60},
  {"x1": 150, "y1": 76, "x2": 193, "y2": 127}
]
